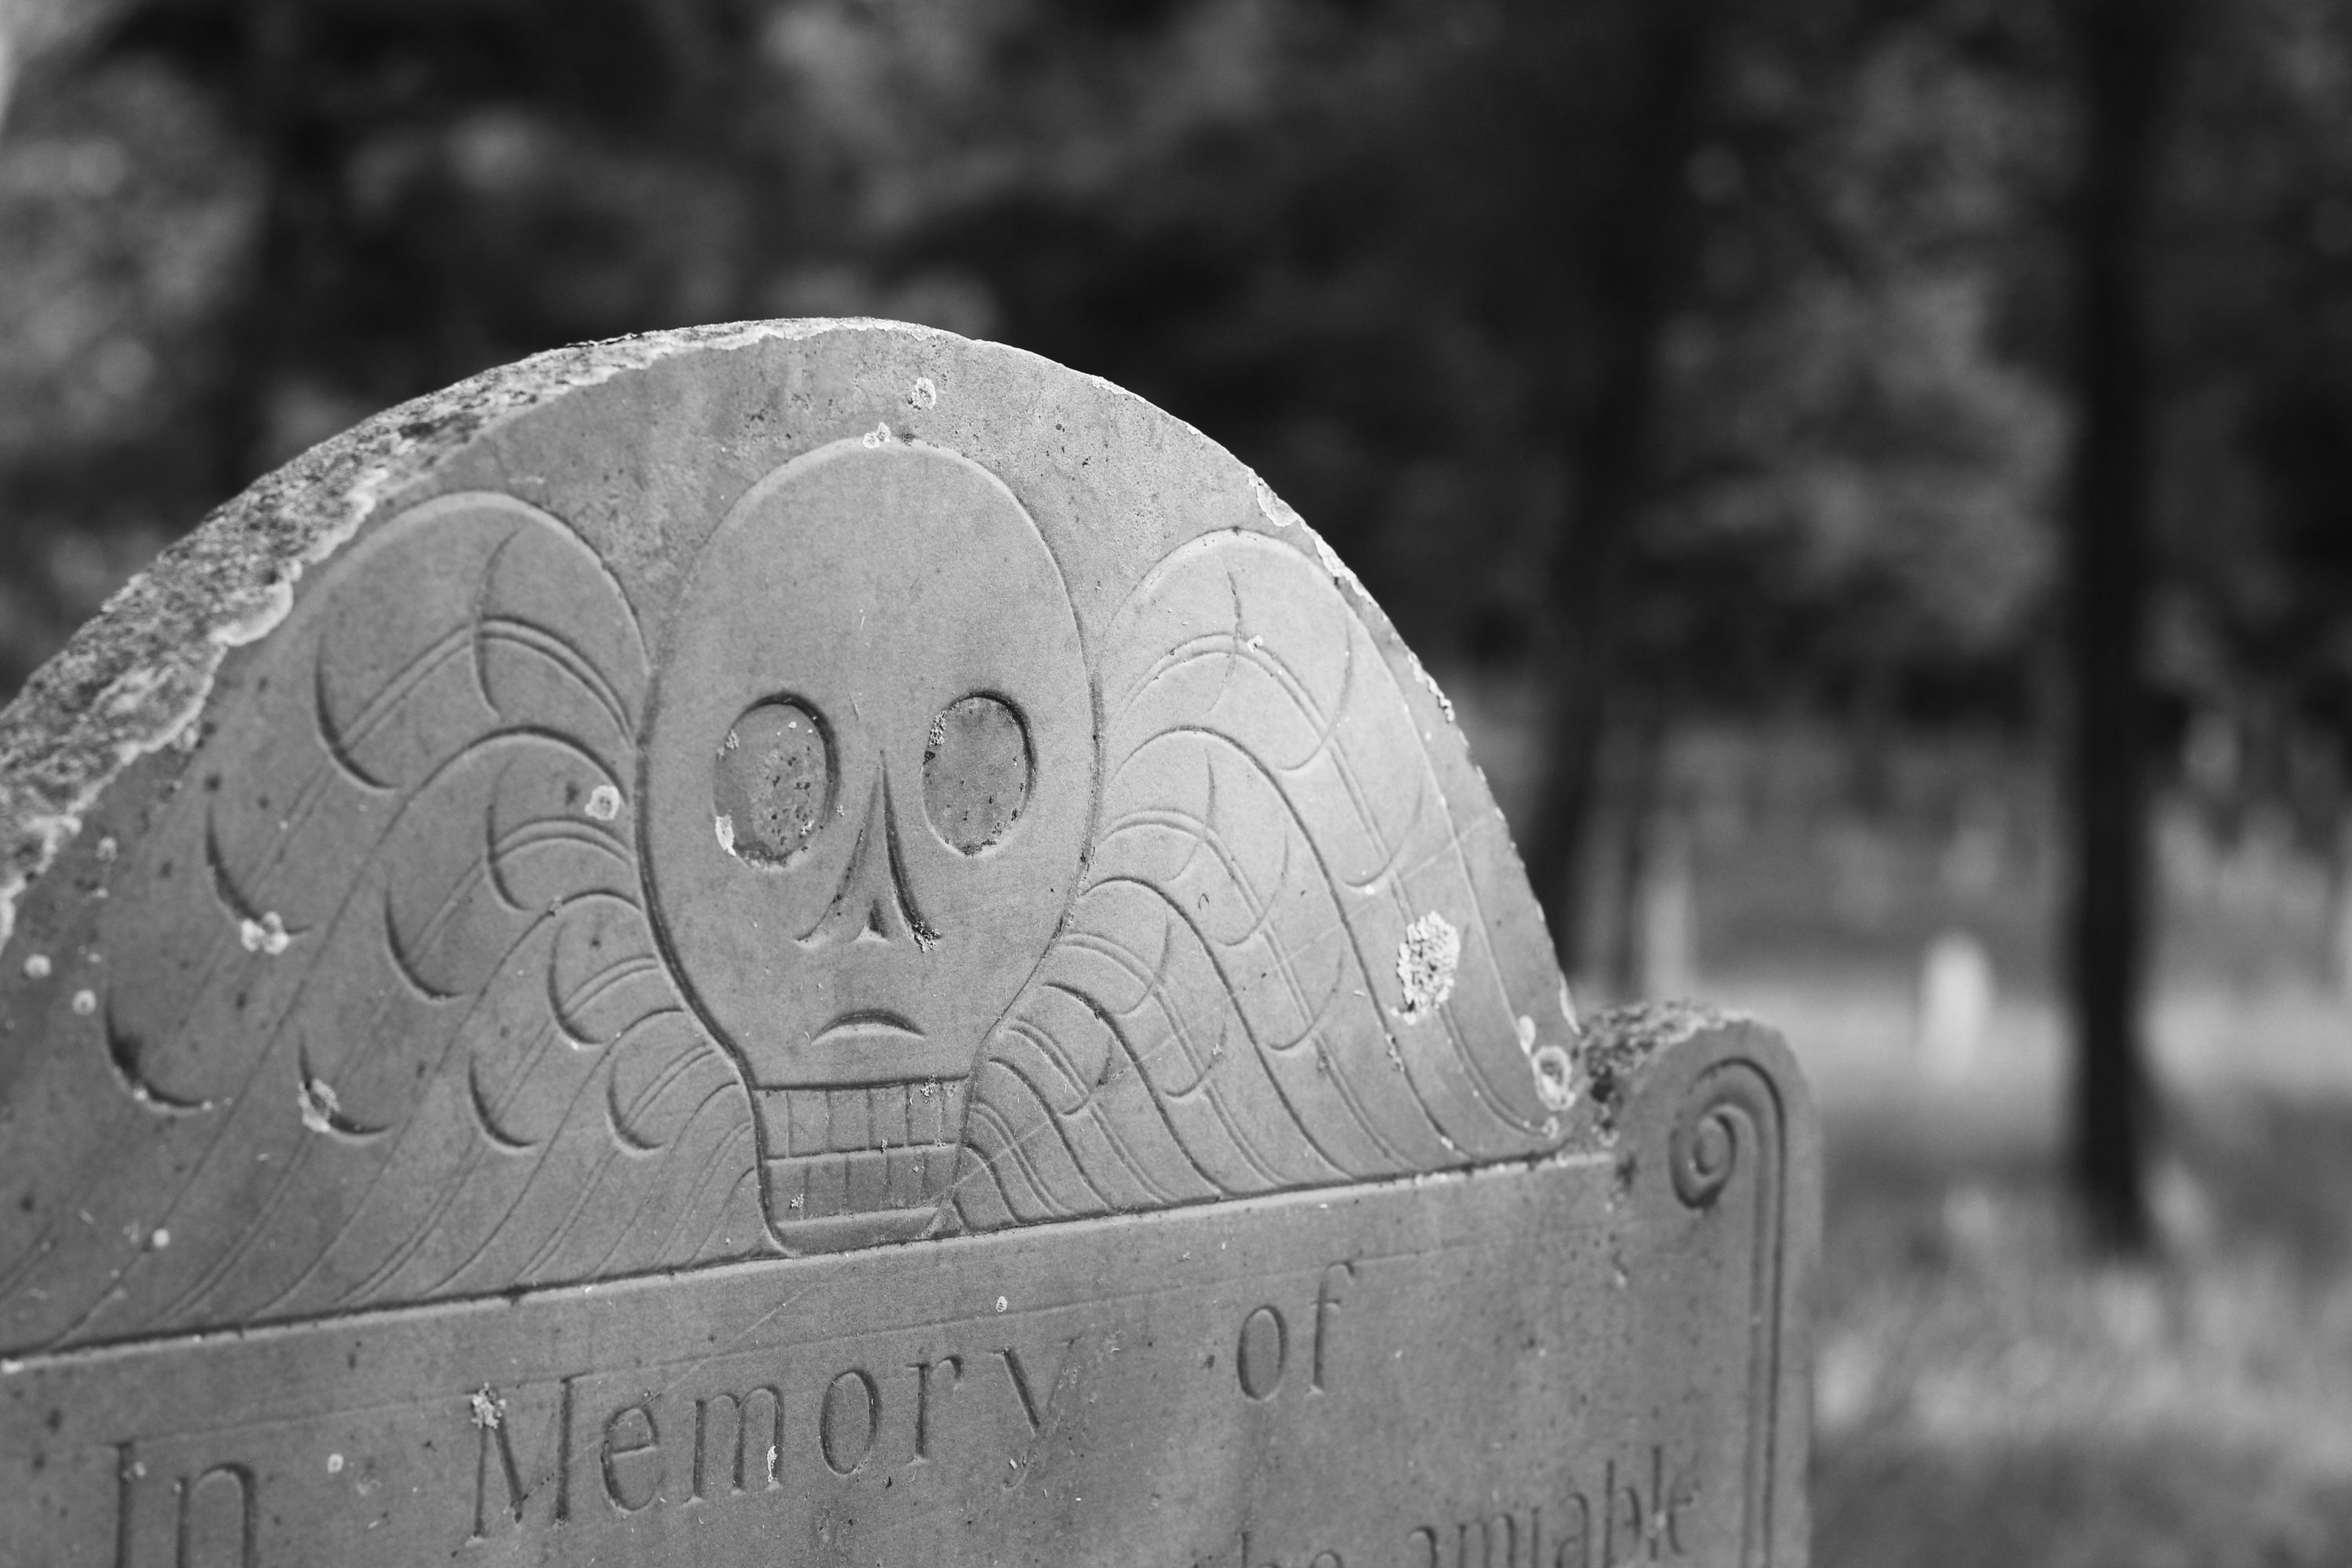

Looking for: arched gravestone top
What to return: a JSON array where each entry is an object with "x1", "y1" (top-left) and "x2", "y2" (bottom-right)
[{"x1": 0, "y1": 322, "x2": 1813, "y2": 1568}]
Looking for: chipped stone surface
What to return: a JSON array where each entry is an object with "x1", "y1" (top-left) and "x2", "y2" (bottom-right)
[
  {"x1": 1249, "y1": 470, "x2": 1302, "y2": 528},
  {"x1": 1580, "y1": 1000, "x2": 1759, "y2": 1131},
  {"x1": 1405, "y1": 648, "x2": 1457, "y2": 721}
]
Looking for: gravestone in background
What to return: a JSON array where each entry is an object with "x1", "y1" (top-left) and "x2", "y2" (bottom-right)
[{"x1": 0, "y1": 321, "x2": 1816, "y2": 1566}]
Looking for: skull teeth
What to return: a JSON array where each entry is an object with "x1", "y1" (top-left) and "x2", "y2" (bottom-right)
[
  {"x1": 751, "y1": 1080, "x2": 971, "y2": 1223},
  {"x1": 764, "y1": 1145, "x2": 961, "y2": 1220},
  {"x1": 751, "y1": 1078, "x2": 971, "y2": 1159}
]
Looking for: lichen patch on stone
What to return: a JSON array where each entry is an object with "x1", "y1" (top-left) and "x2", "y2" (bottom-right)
[
  {"x1": 1513, "y1": 1009, "x2": 1578, "y2": 1112},
  {"x1": 238, "y1": 911, "x2": 291, "y2": 956},
  {"x1": 208, "y1": 578, "x2": 297, "y2": 651},
  {"x1": 1393, "y1": 911, "x2": 1461, "y2": 1024},
  {"x1": 1250, "y1": 472, "x2": 1302, "y2": 529},
  {"x1": 1530, "y1": 1044, "x2": 1577, "y2": 1112},
  {"x1": 297, "y1": 1076, "x2": 343, "y2": 1135},
  {"x1": 100, "y1": 666, "x2": 172, "y2": 717}
]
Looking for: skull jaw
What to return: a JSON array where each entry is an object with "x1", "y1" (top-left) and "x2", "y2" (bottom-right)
[{"x1": 753, "y1": 1079, "x2": 970, "y2": 1254}]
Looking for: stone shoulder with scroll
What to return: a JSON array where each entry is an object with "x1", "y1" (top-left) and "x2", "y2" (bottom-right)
[{"x1": 0, "y1": 324, "x2": 1813, "y2": 1568}]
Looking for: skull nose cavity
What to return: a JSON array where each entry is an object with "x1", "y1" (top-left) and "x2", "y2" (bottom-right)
[
  {"x1": 715, "y1": 698, "x2": 832, "y2": 866},
  {"x1": 923, "y1": 693, "x2": 1032, "y2": 853},
  {"x1": 799, "y1": 764, "x2": 937, "y2": 951}
]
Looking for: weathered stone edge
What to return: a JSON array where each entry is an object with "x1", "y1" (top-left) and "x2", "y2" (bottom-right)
[{"x1": 1578, "y1": 1000, "x2": 1774, "y2": 1135}]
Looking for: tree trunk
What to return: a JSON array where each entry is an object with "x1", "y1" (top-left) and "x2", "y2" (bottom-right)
[
  {"x1": 1606, "y1": 685, "x2": 1668, "y2": 1003},
  {"x1": 1526, "y1": 0, "x2": 1715, "y2": 978},
  {"x1": 2064, "y1": 0, "x2": 2181, "y2": 1254}
]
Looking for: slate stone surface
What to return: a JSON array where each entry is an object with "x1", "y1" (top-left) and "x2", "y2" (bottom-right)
[{"x1": 0, "y1": 321, "x2": 1815, "y2": 1566}]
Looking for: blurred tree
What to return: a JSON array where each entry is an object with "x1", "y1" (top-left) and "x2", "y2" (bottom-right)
[
  {"x1": 2158, "y1": 0, "x2": 2352, "y2": 847},
  {"x1": 97, "y1": 0, "x2": 786, "y2": 485},
  {"x1": 2064, "y1": 0, "x2": 2183, "y2": 1252},
  {"x1": 0, "y1": 0, "x2": 133, "y2": 128},
  {"x1": 0, "y1": 20, "x2": 256, "y2": 675}
]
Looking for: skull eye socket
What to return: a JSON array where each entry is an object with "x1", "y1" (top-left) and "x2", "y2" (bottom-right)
[
  {"x1": 923, "y1": 693, "x2": 1031, "y2": 855},
  {"x1": 714, "y1": 698, "x2": 834, "y2": 867}
]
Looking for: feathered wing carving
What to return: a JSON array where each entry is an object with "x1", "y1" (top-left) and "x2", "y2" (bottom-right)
[
  {"x1": 25, "y1": 494, "x2": 762, "y2": 1348},
  {"x1": 952, "y1": 532, "x2": 1563, "y2": 1228},
  {"x1": 0, "y1": 474, "x2": 1565, "y2": 1350}
]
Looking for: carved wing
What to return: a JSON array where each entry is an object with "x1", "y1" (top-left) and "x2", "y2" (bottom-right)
[
  {"x1": 10, "y1": 495, "x2": 762, "y2": 1348},
  {"x1": 952, "y1": 532, "x2": 1570, "y2": 1227}
]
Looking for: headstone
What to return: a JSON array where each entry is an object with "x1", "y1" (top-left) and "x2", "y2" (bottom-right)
[
  {"x1": 0, "y1": 322, "x2": 1816, "y2": 1567},
  {"x1": 1915, "y1": 930, "x2": 1994, "y2": 1082}
]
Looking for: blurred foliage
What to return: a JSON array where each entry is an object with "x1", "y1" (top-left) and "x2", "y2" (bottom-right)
[{"x1": 0, "y1": 0, "x2": 2347, "y2": 840}]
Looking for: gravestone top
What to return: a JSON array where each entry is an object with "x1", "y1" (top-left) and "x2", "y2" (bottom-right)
[{"x1": 0, "y1": 321, "x2": 1814, "y2": 1566}]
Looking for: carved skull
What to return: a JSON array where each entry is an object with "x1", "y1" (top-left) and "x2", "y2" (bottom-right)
[{"x1": 644, "y1": 437, "x2": 1093, "y2": 1250}]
